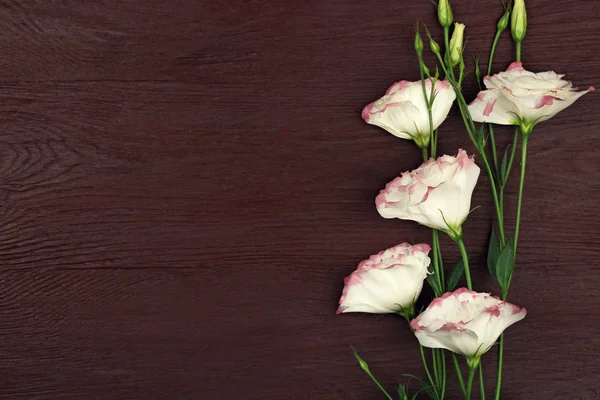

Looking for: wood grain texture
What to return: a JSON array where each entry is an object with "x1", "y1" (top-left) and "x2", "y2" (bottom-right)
[{"x1": 0, "y1": 0, "x2": 598, "y2": 399}]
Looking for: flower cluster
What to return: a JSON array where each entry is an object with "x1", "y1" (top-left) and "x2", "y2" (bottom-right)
[{"x1": 336, "y1": 0, "x2": 593, "y2": 398}]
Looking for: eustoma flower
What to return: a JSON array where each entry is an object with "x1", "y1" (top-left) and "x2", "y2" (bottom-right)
[
  {"x1": 410, "y1": 288, "x2": 526, "y2": 366},
  {"x1": 375, "y1": 149, "x2": 480, "y2": 237},
  {"x1": 362, "y1": 79, "x2": 456, "y2": 147},
  {"x1": 337, "y1": 243, "x2": 431, "y2": 318},
  {"x1": 468, "y1": 61, "x2": 595, "y2": 133}
]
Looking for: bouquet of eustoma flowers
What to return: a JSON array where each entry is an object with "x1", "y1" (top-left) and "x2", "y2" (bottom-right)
[{"x1": 336, "y1": 0, "x2": 594, "y2": 399}]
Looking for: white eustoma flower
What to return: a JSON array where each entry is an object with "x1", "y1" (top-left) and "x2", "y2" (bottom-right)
[
  {"x1": 410, "y1": 288, "x2": 526, "y2": 365},
  {"x1": 468, "y1": 62, "x2": 594, "y2": 132},
  {"x1": 362, "y1": 79, "x2": 456, "y2": 147},
  {"x1": 337, "y1": 243, "x2": 431, "y2": 317},
  {"x1": 375, "y1": 149, "x2": 480, "y2": 236}
]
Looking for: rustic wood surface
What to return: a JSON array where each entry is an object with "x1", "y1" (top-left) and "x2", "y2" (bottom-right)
[{"x1": 0, "y1": 0, "x2": 598, "y2": 399}]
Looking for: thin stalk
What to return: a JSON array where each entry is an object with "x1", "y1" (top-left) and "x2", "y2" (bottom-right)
[
  {"x1": 443, "y1": 27, "x2": 455, "y2": 81},
  {"x1": 480, "y1": 153, "x2": 506, "y2": 245},
  {"x1": 432, "y1": 347, "x2": 440, "y2": 388},
  {"x1": 503, "y1": 128, "x2": 520, "y2": 186},
  {"x1": 419, "y1": 344, "x2": 437, "y2": 394},
  {"x1": 434, "y1": 230, "x2": 444, "y2": 288},
  {"x1": 465, "y1": 367, "x2": 476, "y2": 400},
  {"x1": 512, "y1": 133, "x2": 528, "y2": 260},
  {"x1": 479, "y1": 364, "x2": 486, "y2": 400},
  {"x1": 452, "y1": 353, "x2": 467, "y2": 397},
  {"x1": 363, "y1": 369, "x2": 394, "y2": 400},
  {"x1": 494, "y1": 335, "x2": 505, "y2": 400},
  {"x1": 440, "y1": 350, "x2": 447, "y2": 399},
  {"x1": 454, "y1": 236, "x2": 472, "y2": 290},
  {"x1": 422, "y1": 146, "x2": 429, "y2": 163},
  {"x1": 516, "y1": 41, "x2": 522, "y2": 62},
  {"x1": 488, "y1": 125, "x2": 499, "y2": 174},
  {"x1": 487, "y1": 31, "x2": 502, "y2": 75}
]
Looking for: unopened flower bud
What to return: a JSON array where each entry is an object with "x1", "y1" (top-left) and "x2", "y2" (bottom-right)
[
  {"x1": 414, "y1": 30, "x2": 424, "y2": 54},
  {"x1": 497, "y1": 7, "x2": 510, "y2": 33},
  {"x1": 437, "y1": 0, "x2": 453, "y2": 28},
  {"x1": 511, "y1": 0, "x2": 527, "y2": 42},
  {"x1": 430, "y1": 38, "x2": 441, "y2": 56},
  {"x1": 448, "y1": 23, "x2": 465, "y2": 67}
]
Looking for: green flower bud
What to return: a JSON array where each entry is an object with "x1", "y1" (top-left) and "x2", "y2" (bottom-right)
[
  {"x1": 448, "y1": 23, "x2": 465, "y2": 67},
  {"x1": 437, "y1": 0, "x2": 453, "y2": 28},
  {"x1": 511, "y1": 0, "x2": 527, "y2": 42},
  {"x1": 414, "y1": 29, "x2": 424, "y2": 54},
  {"x1": 430, "y1": 38, "x2": 441, "y2": 56},
  {"x1": 497, "y1": 7, "x2": 510, "y2": 33}
]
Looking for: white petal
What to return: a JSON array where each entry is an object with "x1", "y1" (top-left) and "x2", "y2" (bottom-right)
[{"x1": 468, "y1": 90, "x2": 518, "y2": 125}]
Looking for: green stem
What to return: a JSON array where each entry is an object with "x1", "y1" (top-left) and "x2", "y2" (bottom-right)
[
  {"x1": 503, "y1": 128, "x2": 520, "y2": 186},
  {"x1": 416, "y1": 50, "x2": 434, "y2": 157},
  {"x1": 434, "y1": 230, "x2": 444, "y2": 290},
  {"x1": 452, "y1": 353, "x2": 467, "y2": 397},
  {"x1": 494, "y1": 334, "x2": 505, "y2": 400},
  {"x1": 432, "y1": 347, "x2": 440, "y2": 387},
  {"x1": 465, "y1": 367, "x2": 476, "y2": 400},
  {"x1": 480, "y1": 154, "x2": 506, "y2": 246},
  {"x1": 516, "y1": 41, "x2": 522, "y2": 62},
  {"x1": 512, "y1": 133, "x2": 528, "y2": 262},
  {"x1": 479, "y1": 363, "x2": 486, "y2": 400},
  {"x1": 440, "y1": 350, "x2": 447, "y2": 399},
  {"x1": 422, "y1": 146, "x2": 429, "y2": 163},
  {"x1": 419, "y1": 344, "x2": 437, "y2": 393},
  {"x1": 454, "y1": 236, "x2": 472, "y2": 290},
  {"x1": 487, "y1": 31, "x2": 502, "y2": 76},
  {"x1": 364, "y1": 369, "x2": 394, "y2": 400},
  {"x1": 488, "y1": 125, "x2": 499, "y2": 174}
]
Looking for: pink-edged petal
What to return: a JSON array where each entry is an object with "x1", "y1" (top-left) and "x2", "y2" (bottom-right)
[{"x1": 468, "y1": 90, "x2": 518, "y2": 125}]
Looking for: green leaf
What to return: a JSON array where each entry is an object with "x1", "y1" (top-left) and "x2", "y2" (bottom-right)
[
  {"x1": 447, "y1": 259, "x2": 465, "y2": 291},
  {"x1": 426, "y1": 267, "x2": 442, "y2": 297},
  {"x1": 495, "y1": 237, "x2": 515, "y2": 293},
  {"x1": 487, "y1": 227, "x2": 500, "y2": 281},
  {"x1": 402, "y1": 375, "x2": 440, "y2": 400},
  {"x1": 397, "y1": 383, "x2": 408, "y2": 400}
]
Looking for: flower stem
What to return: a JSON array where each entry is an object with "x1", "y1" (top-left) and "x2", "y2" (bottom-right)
[
  {"x1": 487, "y1": 31, "x2": 502, "y2": 76},
  {"x1": 440, "y1": 349, "x2": 447, "y2": 399},
  {"x1": 434, "y1": 230, "x2": 444, "y2": 290},
  {"x1": 496, "y1": 133, "x2": 529, "y2": 398},
  {"x1": 419, "y1": 344, "x2": 437, "y2": 394},
  {"x1": 364, "y1": 369, "x2": 394, "y2": 400},
  {"x1": 479, "y1": 363, "x2": 486, "y2": 400},
  {"x1": 454, "y1": 236, "x2": 472, "y2": 290},
  {"x1": 512, "y1": 133, "x2": 528, "y2": 268},
  {"x1": 422, "y1": 146, "x2": 429, "y2": 163},
  {"x1": 494, "y1": 334, "x2": 504, "y2": 400},
  {"x1": 516, "y1": 41, "x2": 522, "y2": 62},
  {"x1": 488, "y1": 125, "x2": 499, "y2": 173},
  {"x1": 452, "y1": 353, "x2": 467, "y2": 397},
  {"x1": 465, "y1": 367, "x2": 476, "y2": 400}
]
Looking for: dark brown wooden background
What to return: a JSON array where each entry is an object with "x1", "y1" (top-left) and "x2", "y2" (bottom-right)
[{"x1": 0, "y1": 0, "x2": 598, "y2": 399}]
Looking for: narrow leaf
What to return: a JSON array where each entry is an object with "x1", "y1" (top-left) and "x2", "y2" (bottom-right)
[
  {"x1": 397, "y1": 384, "x2": 408, "y2": 400},
  {"x1": 426, "y1": 268, "x2": 442, "y2": 297},
  {"x1": 447, "y1": 259, "x2": 465, "y2": 291},
  {"x1": 487, "y1": 227, "x2": 500, "y2": 281},
  {"x1": 495, "y1": 237, "x2": 515, "y2": 292}
]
